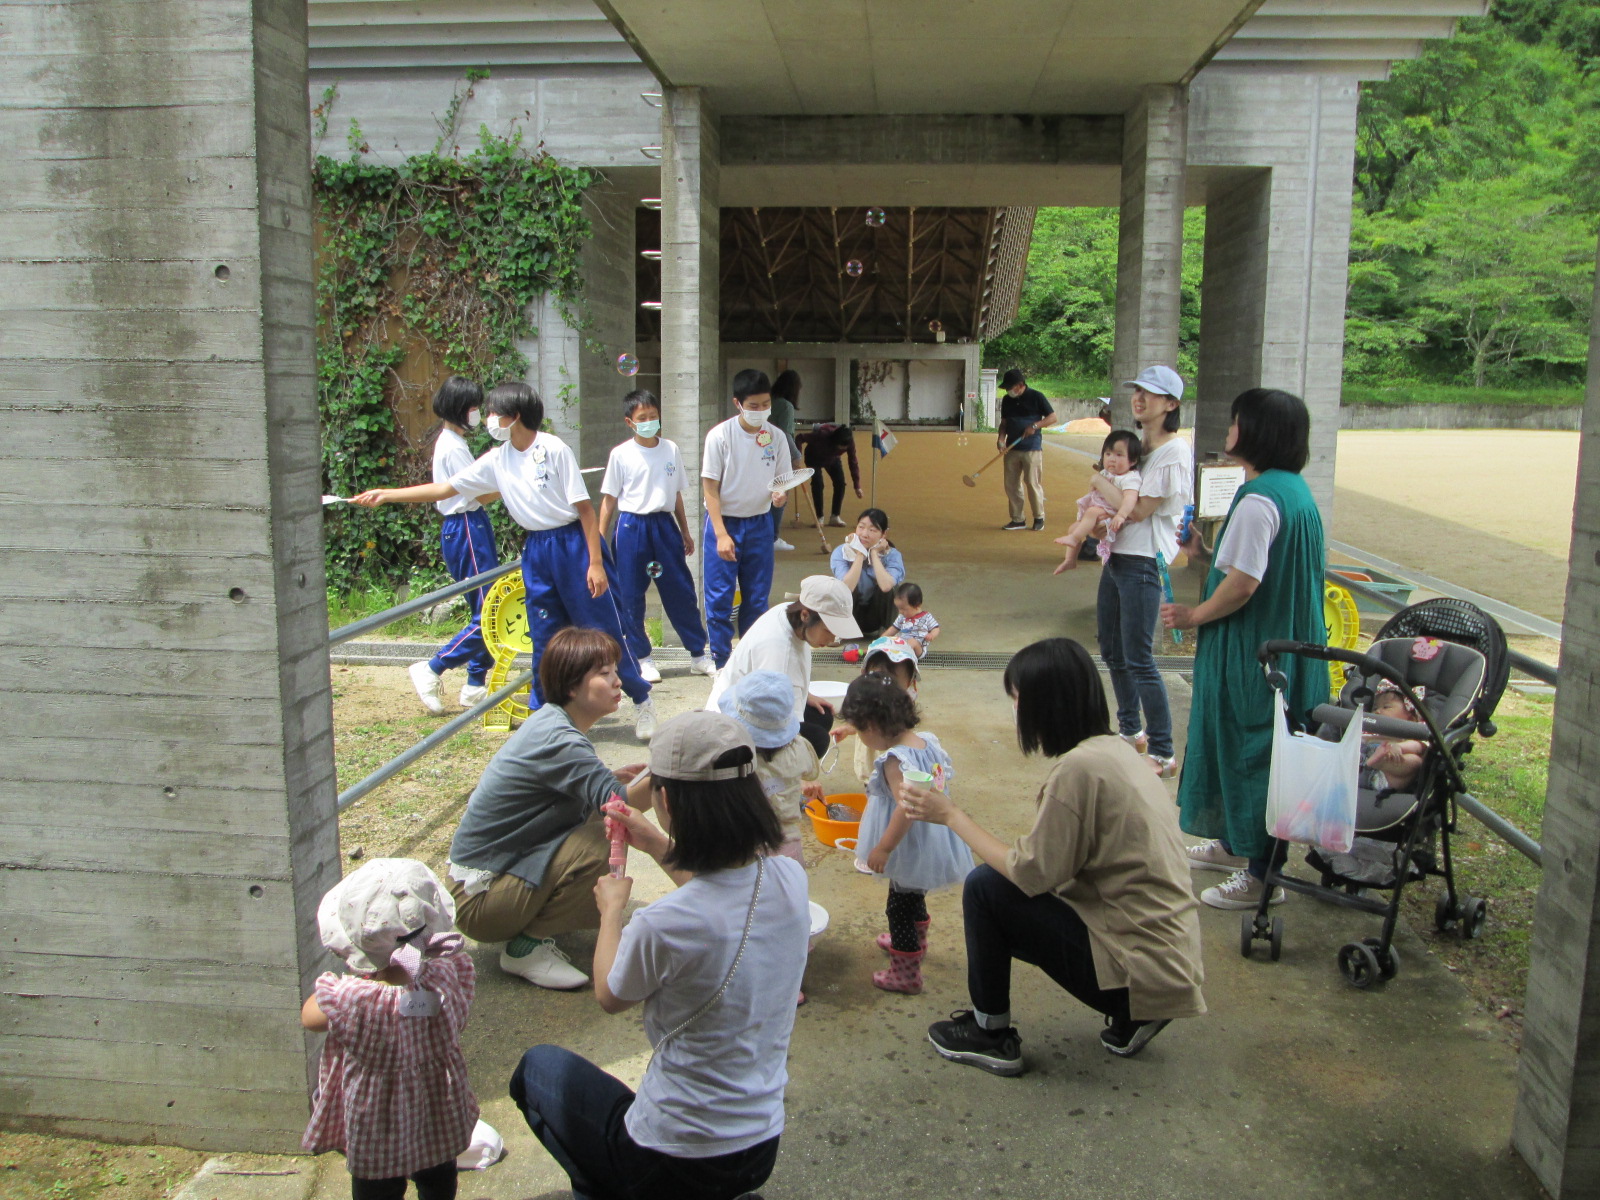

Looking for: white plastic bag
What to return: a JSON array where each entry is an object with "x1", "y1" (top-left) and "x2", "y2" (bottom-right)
[
  {"x1": 456, "y1": 1119, "x2": 505, "y2": 1171},
  {"x1": 1264, "y1": 698, "x2": 1361, "y2": 854}
]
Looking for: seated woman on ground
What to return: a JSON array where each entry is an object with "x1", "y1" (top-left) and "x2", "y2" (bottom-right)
[
  {"x1": 510, "y1": 710, "x2": 810, "y2": 1200},
  {"x1": 1054, "y1": 429, "x2": 1142, "y2": 573},
  {"x1": 830, "y1": 507, "x2": 905, "y2": 654},
  {"x1": 898, "y1": 638, "x2": 1206, "y2": 1077},
  {"x1": 445, "y1": 627, "x2": 652, "y2": 992}
]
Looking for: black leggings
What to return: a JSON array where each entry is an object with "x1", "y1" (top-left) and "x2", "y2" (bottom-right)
[
  {"x1": 887, "y1": 884, "x2": 928, "y2": 952},
  {"x1": 351, "y1": 1161, "x2": 456, "y2": 1200},
  {"x1": 810, "y1": 459, "x2": 847, "y2": 517},
  {"x1": 800, "y1": 700, "x2": 835, "y2": 759},
  {"x1": 853, "y1": 587, "x2": 898, "y2": 641}
]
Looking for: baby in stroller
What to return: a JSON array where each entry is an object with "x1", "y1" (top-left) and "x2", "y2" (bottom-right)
[{"x1": 1361, "y1": 680, "x2": 1428, "y2": 793}]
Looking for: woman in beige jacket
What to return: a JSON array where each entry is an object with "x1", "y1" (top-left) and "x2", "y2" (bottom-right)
[{"x1": 899, "y1": 638, "x2": 1205, "y2": 1077}]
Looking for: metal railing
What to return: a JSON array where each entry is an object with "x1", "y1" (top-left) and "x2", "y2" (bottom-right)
[{"x1": 328, "y1": 562, "x2": 519, "y2": 646}]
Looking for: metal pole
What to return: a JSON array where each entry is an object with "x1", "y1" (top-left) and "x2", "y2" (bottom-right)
[
  {"x1": 1456, "y1": 791, "x2": 1543, "y2": 866},
  {"x1": 328, "y1": 561, "x2": 519, "y2": 646},
  {"x1": 336, "y1": 671, "x2": 532, "y2": 811}
]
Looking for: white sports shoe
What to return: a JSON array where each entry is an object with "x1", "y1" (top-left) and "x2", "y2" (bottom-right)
[
  {"x1": 774, "y1": 538, "x2": 796, "y2": 551},
  {"x1": 689, "y1": 655, "x2": 718, "y2": 677},
  {"x1": 458, "y1": 683, "x2": 489, "y2": 709},
  {"x1": 408, "y1": 661, "x2": 445, "y2": 715},
  {"x1": 638, "y1": 657, "x2": 663, "y2": 683},
  {"x1": 499, "y1": 941, "x2": 588, "y2": 990},
  {"x1": 1200, "y1": 868, "x2": 1286, "y2": 910},
  {"x1": 634, "y1": 698, "x2": 658, "y2": 741}
]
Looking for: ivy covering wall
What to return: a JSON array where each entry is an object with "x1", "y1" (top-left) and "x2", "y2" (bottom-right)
[{"x1": 314, "y1": 77, "x2": 596, "y2": 592}]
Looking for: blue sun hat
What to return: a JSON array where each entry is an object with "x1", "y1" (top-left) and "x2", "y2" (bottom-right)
[
  {"x1": 863, "y1": 635, "x2": 921, "y2": 680},
  {"x1": 718, "y1": 669, "x2": 801, "y2": 750}
]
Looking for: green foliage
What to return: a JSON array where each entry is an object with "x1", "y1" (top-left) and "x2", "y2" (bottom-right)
[{"x1": 315, "y1": 78, "x2": 596, "y2": 592}]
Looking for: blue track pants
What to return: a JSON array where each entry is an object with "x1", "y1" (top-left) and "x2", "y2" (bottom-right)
[
  {"x1": 429, "y1": 509, "x2": 497, "y2": 686},
  {"x1": 702, "y1": 511, "x2": 775, "y2": 667},
  {"x1": 613, "y1": 511, "x2": 708, "y2": 662}
]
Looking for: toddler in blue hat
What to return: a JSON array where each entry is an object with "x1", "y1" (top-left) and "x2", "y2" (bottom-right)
[{"x1": 718, "y1": 670, "x2": 823, "y2": 866}]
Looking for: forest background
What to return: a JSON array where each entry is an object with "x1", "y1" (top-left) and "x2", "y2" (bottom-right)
[{"x1": 984, "y1": 0, "x2": 1600, "y2": 407}]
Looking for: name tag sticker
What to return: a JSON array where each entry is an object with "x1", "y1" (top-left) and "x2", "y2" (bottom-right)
[{"x1": 399, "y1": 987, "x2": 442, "y2": 1018}]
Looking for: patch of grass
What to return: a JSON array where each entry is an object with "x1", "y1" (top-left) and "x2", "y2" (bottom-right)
[
  {"x1": 1341, "y1": 381, "x2": 1581, "y2": 408},
  {"x1": 1029, "y1": 371, "x2": 1113, "y2": 403},
  {"x1": 328, "y1": 579, "x2": 466, "y2": 641},
  {"x1": 0, "y1": 1134, "x2": 203, "y2": 1200}
]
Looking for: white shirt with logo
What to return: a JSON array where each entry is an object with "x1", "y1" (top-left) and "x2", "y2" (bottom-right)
[
  {"x1": 432, "y1": 429, "x2": 482, "y2": 516},
  {"x1": 601, "y1": 438, "x2": 689, "y2": 516},
  {"x1": 702, "y1": 417, "x2": 782, "y2": 519},
  {"x1": 447, "y1": 432, "x2": 589, "y2": 532}
]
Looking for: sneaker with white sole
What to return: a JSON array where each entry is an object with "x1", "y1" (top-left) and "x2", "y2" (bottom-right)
[
  {"x1": 926, "y1": 1010, "x2": 1024, "y2": 1077},
  {"x1": 689, "y1": 654, "x2": 717, "y2": 677},
  {"x1": 634, "y1": 698, "x2": 657, "y2": 741},
  {"x1": 408, "y1": 661, "x2": 445, "y2": 715},
  {"x1": 1100, "y1": 1015, "x2": 1172, "y2": 1058},
  {"x1": 458, "y1": 683, "x2": 489, "y2": 709},
  {"x1": 773, "y1": 538, "x2": 795, "y2": 552},
  {"x1": 1200, "y1": 868, "x2": 1285, "y2": 910},
  {"x1": 499, "y1": 941, "x2": 588, "y2": 990},
  {"x1": 638, "y1": 657, "x2": 663, "y2": 684},
  {"x1": 1186, "y1": 839, "x2": 1247, "y2": 872}
]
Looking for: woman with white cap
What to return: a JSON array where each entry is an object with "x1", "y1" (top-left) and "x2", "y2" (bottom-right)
[
  {"x1": 511, "y1": 710, "x2": 810, "y2": 1200},
  {"x1": 1089, "y1": 365, "x2": 1192, "y2": 778},
  {"x1": 705, "y1": 574, "x2": 863, "y2": 757}
]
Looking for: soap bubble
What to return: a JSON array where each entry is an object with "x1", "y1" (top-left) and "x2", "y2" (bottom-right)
[
  {"x1": 865, "y1": 208, "x2": 886, "y2": 227},
  {"x1": 646, "y1": 561, "x2": 663, "y2": 579},
  {"x1": 928, "y1": 319, "x2": 943, "y2": 333},
  {"x1": 537, "y1": 609, "x2": 549, "y2": 620},
  {"x1": 616, "y1": 353, "x2": 639, "y2": 376},
  {"x1": 845, "y1": 259, "x2": 864, "y2": 278}
]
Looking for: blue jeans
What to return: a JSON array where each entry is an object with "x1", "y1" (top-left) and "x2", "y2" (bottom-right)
[
  {"x1": 509, "y1": 1045, "x2": 779, "y2": 1200},
  {"x1": 429, "y1": 509, "x2": 497, "y2": 685},
  {"x1": 1096, "y1": 553, "x2": 1173, "y2": 759},
  {"x1": 613, "y1": 511, "x2": 708, "y2": 661},
  {"x1": 702, "y1": 512, "x2": 775, "y2": 667}
]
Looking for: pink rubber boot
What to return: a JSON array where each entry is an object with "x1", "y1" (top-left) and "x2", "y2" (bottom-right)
[
  {"x1": 876, "y1": 919, "x2": 931, "y2": 953},
  {"x1": 872, "y1": 947, "x2": 925, "y2": 994}
]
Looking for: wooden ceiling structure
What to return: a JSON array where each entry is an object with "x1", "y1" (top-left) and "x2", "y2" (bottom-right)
[{"x1": 636, "y1": 204, "x2": 1035, "y2": 345}]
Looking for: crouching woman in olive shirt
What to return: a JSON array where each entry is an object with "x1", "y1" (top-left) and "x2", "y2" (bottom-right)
[{"x1": 899, "y1": 637, "x2": 1205, "y2": 1076}]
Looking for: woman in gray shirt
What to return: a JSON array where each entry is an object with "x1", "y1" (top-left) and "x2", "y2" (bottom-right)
[{"x1": 447, "y1": 627, "x2": 651, "y2": 991}]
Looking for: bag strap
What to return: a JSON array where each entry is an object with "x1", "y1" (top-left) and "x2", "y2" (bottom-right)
[{"x1": 651, "y1": 856, "x2": 764, "y2": 1050}]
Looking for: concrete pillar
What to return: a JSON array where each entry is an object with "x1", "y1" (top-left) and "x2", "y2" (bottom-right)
[
  {"x1": 1512, "y1": 242, "x2": 1600, "y2": 1199},
  {"x1": 1195, "y1": 171, "x2": 1270, "y2": 460},
  {"x1": 1111, "y1": 85, "x2": 1188, "y2": 431},
  {"x1": 661, "y1": 86, "x2": 720, "y2": 545},
  {"x1": 0, "y1": 0, "x2": 336, "y2": 1151}
]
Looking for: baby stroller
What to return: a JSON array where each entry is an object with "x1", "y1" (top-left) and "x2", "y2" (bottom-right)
[{"x1": 1242, "y1": 597, "x2": 1510, "y2": 988}]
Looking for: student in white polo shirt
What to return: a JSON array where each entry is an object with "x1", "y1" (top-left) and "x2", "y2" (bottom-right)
[
  {"x1": 353, "y1": 381, "x2": 658, "y2": 741},
  {"x1": 598, "y1": 389, "x2": 716, "y2": 684},
  {"x1": 702, "y1": 369, "x2": 787, "y2": 667}
]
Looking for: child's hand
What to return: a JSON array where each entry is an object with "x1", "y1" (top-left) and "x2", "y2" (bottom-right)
[
  {"x1": 866, "y1": 846, "x2": 891, "y2": 874},
  {"x1": 1110, "y1": 515, "x2": 1126, "y2": 533},
  {"x1": 594, "y1": 873, "x2": 633, "y2": 917},
  {"x1": 830, "y1": 722, "x2": 856, "y2": 742},
  {"x1": 716, "y1": 532, "x2": 738, "y2": 561},
  {"x1": 586, "y1": 562, "x2": 609, "y2": 598},
  {"x1": 613, "y1": 763, "x2": 649, "y2": 783},
  {"x1": 770, "y1": 490, "x2": 788, "y2": 508},
  {"x1": 350, "y1": 489, "x2": 390, "y2": 507},
  {"x1": 681, "y1": 529, "x2": 696, "y2": 557},
  {"x1": 801, "y1": 781, "x2": 826, "y2": 803}
]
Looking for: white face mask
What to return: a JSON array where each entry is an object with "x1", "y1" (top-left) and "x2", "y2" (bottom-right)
[
  {"x1": 739, "y1": 406, "x2": 770, "y2": 428},
  {"x1": 486, "y1": 415, "x2": 512, "y2": 442},
  {"x1": 466, "y1": 409, "x2": 481, "y2": 428},
  {"x1": 633, "y1": 418, "x2": 662, "y2": 438}
]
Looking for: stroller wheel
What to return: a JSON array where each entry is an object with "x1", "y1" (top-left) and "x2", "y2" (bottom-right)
[
  {"x1": 1362, "y1": 936, "x2": 1399, "y2": 980},
  {"x1": 1239, "y1": 912, "x2": 1256, "y2": 959},
  {"x1": 1460, "y1": 896, "x2": 1488, "y2": 941},
  {"x1": 1434, "y1": 894, "x2": 1459, "y2": 933},
  {"x1": 1269, "y1": 917, "x2": 1284, "y2": 962},
  {"x1": 1338, "y1": 941, "x2": 1382, "y2": 989}
]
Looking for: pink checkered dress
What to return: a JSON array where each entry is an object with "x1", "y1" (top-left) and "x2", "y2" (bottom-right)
[{"x1": 302, "y1": 939, "x2": 478, "y2": 1179}]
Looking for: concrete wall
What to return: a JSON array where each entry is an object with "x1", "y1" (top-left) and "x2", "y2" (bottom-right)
[
  {"x1": 1, "y1": 0, "x2": 337, "y2": 1150},
  {"x1": 1189, "y1": 71, "x2": 1362, "y2": 515},
  {"x1": 1339, "y1": 404, "x2": 1583, "y2": 431}
]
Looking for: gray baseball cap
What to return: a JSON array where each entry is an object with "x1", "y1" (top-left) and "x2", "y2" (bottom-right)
[
  {"x1": 1123, "y1": 365, "x2": 1185, "y2": 400},
  {"x1": 649, "y1": 710, "x2": 756, "y2": 782}
]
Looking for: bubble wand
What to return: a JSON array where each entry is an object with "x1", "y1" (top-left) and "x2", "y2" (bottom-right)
[
  {"x1": 602, "y1": 795, "x2": 629, "y2": 878},
  {"x1": 1155, "y1": 551, "x2": 1182, "y2": 646}
]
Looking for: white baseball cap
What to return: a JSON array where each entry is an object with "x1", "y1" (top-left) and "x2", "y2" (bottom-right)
[
  {"x1": 1123, "y1": 365, "x2": 1185, "y2": 401},
  {"x1": 783, "y1": 575, "x2": 863, "y2": 641}
]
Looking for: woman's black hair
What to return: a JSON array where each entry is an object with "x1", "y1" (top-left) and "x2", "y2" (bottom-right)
[
  {"x1": 1098, "y1": 429, "x2": 1142, "y2": 471},
  {"x1": 785, "y1": 601, "x2": 825, "y2": 635},
  {"x1": 485, "y1": 380, "x2": 544, "y2": 434},
  {"x1": 658, "y1": 745, "x2": 783, "y2": 873},
  {"x1": 771, "y1": 369, "x2": 801, "y2": 402},
  {"x1": 1229, "y1": 387, "x2": 1310, "y2": 474},
  {"x1": 855, "y1": 507, "x2": 890, "y2": 533},
  {"x1": 432, "y1": 376, "x2": 483, "y2": 427},
  {"x1": 839, "y1": 672, "x2": 919, "y2": 739},
  {"x1": 1002, "y1": 638, "x2": 1111, "y2": 758},
  {"x1": 732, "y1": 368, "x2": 771, "y2": 401},
  {"x1": 623, "y1": 389, "x2": 659, "y2": 419}
]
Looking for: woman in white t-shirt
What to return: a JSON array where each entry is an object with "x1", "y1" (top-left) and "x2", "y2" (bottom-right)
[
  {"x1": 1090, "y1": 366, "x2": 1193, "y2": 778},
  {"x1": 510, "y1": 710, "x2": 810, "y2": 1200}
]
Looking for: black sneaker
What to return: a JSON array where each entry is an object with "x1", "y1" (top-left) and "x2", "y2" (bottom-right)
[
  {"x1": 1031, "y1": 518, "x2": 1045, "y2": 531},
  {"x1": 1001, "y1": 520, "x2": 1027, "y2": 531},
  {"x1": 1100, "y1": 1015, "x2": 1171, "y2": 1058},
  {"x1": 927, "y1": 1010, "x2": 1024, "y2": 1076}
]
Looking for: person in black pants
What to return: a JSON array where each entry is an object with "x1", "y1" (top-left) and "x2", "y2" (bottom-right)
[
  {"x1": 797, "y1": 422, "x2": 862, "y2": 525},
  {"x1": 896, "y1": 638, "x2": 1207, "y2": 1076}
]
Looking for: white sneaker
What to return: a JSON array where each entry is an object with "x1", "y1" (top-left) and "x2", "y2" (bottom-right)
[
  {"x1": 458, "y1": 683, "x2": 489, "y2": 709},
  {"x1": 499, "y1": 941, "x2": 588, "y2": 990},
  {"x1": 826, "y1": 515, "x2": 846, "y2": 527},
  {"x1": 638, "y1": 657, "x2": 663, "y2": 683},
  {"x1": 634, "y1": 698, "x2": 658, "y2": 741},
  {"x1": 408, "y1": 661, "x2": 445, "y2": 715},
  {"x1": 1200, "y1": 868, "x2": 1285, "y2": 910},
  {"x1": 774, "y1": 538, "x2": 796, "y2": 552},
  {"x1": 1186, "y1": 839, "x2": 1247, "y2": 873},
  {"x1": 689, "y1": 654, "x2": 718, "y2": 677}
]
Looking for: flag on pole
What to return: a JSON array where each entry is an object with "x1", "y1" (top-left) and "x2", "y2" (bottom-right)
[{"x1": 872, "y1": 420, "x2": 897, "y2": 458}]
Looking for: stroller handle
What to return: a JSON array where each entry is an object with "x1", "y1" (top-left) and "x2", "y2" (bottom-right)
[{"x1": 1256, "y1": 639, "x2": 1403, "y2": 688}]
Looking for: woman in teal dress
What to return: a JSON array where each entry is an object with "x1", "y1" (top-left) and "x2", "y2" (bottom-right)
[{"x1": 1160, "y1": 389, "x2": 1328, "y2": 911}]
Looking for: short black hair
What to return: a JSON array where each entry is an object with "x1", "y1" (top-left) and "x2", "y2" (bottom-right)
[
  {"x1": 771, "y1": 369, "x2": 801, "y2": 402},
  {"x1": 1001, "y1": 368, "x2": 1025, "y2": 390},
  {"x1": 855, "y1": 507, "x2": 890, "y2": 533},
  {"x1": 1002, "y1": 638, "x2": 1111, "y2": 758},
  {"x1": 732, "y1": 368, "x2": 772, "y2": 402},
  {"x1": 1229, "y1": 388, "x2": 1309, "y2": 474},
  {"x1": 485, "y1": 380, "x2": 543, "y2": 434},
  {"x1": 894, "y1": 581, "x2": 923, "y2": 607},
  {"x1": 623, "y1": 389, "x2": 659, "y2": 419},
  {"x1": 658, "y1": 745, "x2": 783, "y2": 873},
  {"x1": 432, "y1": 376, "x2": 483, "y2": 426},
  {"x1": 829, "y1": 424, "x2": 854, "y2": 448},
  {"x1": 1099, "y1": 429, "x2": 1142, "y2": 471},
  {"x1": 839, "y1": 672, "x2": 919, "y2": 739}
]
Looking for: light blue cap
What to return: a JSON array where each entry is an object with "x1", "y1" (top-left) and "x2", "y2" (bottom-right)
[{"x1": 717, "y1": 670, "x2": 801, "y2": 750}]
